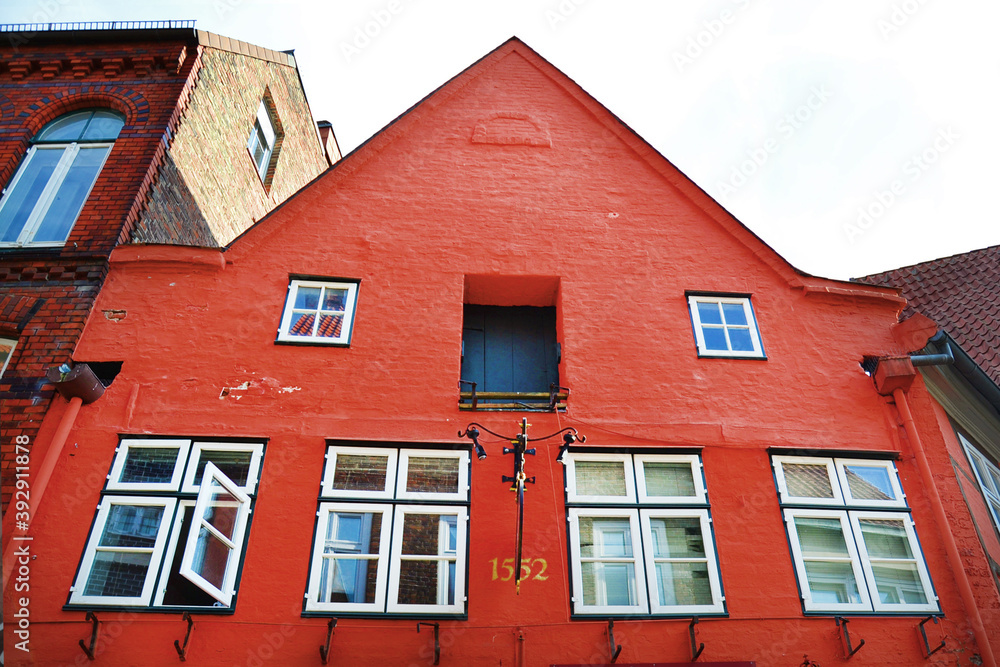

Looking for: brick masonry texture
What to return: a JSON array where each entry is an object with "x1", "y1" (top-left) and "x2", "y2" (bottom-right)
[
  {"x1": 0, "y1": 31, "x2": 326, "y2": 511},
  {"x1": 132, "y1": 47, "x2": 328, "y2": 247}
]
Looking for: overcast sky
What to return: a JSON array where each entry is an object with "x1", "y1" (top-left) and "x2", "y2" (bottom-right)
[{"x1": 3, "y1": 0, "x2": 996, "y2": 280}]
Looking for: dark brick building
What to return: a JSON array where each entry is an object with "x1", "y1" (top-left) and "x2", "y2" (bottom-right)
[{"x1": 0, "y1": 21, "x2": 336, "y2": 510}]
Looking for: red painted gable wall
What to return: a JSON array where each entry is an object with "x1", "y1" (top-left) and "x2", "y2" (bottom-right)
[{"x1": 11, "y1": 42, "x2": 995, "y2": 666}]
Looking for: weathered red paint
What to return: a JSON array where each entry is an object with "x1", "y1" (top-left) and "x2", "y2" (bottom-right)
[{"x1": 8, "y1": 39, "x2": 999, "y2": 666}]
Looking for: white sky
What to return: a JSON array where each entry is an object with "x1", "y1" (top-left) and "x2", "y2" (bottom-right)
[{"x1": 3, "y1": 0, "x2": 997, "y2": 279}]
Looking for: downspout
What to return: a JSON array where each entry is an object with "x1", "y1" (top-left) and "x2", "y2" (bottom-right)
[
  {"x1": 875, "y1": 354, "x2": 996, "y2": 667},
  {"x1": 3, "y1": 364, "x2": 104, "y2": 587}
]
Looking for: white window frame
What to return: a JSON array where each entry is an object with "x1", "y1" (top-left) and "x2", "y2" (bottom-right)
[
  {"x1": 687, "y1": 295, "x2": 765, "y2": 358},
  {"x1": 635, "y1": 454, "x2": 706, "y2": 504},
  {"x1": 775, "y1": 455, "x2": 938, "y2": 614},
  {"x1": 0, "y1": 142, "x2": 114, "y2": 248},
  {"x1": 306, "y1": 445, "x2": 470, "y2": 615},
  {"x1": 180, "y1": 441, "x2": 264, "y2": 494},
  {"x1": 277, "y1": 279, "x2": 359, "y2": 346},
  {"x1": 247, "y1": 100, "x2": 276, "y2": 179},
  {"x1": 565, "y1": 453, "x2": 636, "y2": 504},
  {"x1": 321, "y1": 446, "x2": 399, "y2": 499},
  {"x1": 386, "y1": 505, "x2": 467, "y2": 615},
  {"x1": 568, "y1": 507, "x2": 648, "y2": 615},
  {"x1": 69, "y1": 497, "x2": 177, "y2": 606},
  {"x1": 306, "y1": 503, "x2": 392, "y2": 613},
  {"x1": 959, "y1": 433, "x2": 1000, "y2": 531},
  {"x1": 70, "y1": 439, "x2": 262, "y2": 610},
  {"x1": 0, "y1": 337, "x2": 17, "y2": 378},
  {"x1": 396, "y1": 449, "x2": 470, "y2": 502},
  {"x1": 179, "y1": 463, "x2": 252, "y2": 606},
  {"x1": 640, "y1": 508, "x2": 724, "y2": 614},
  {"x1": 107, "y1": 439, "x2": 192, "y2": 492}
]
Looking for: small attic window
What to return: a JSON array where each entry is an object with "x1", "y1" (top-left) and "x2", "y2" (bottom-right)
[{"x1": 247, "y1": 96, "x2": 282, "y2": 187}]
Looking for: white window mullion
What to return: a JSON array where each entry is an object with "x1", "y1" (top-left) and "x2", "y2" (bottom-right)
[
  {"x1": 10, "y1": 144, "x2": 78, "y2": 244},
  {"x1": 784, "y1": 508, "x2": 871, "y2": 613}
]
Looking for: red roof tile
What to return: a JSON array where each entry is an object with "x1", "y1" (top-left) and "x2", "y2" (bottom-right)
[{"x1": 856, "y1": 245, "x2": 1000, "y2": 384}]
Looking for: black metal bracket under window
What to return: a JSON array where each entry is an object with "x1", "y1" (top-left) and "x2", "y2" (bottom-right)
[
  {"x1": 319, "y1": 618, "x2": 337, "y2": 664},
  {"x1": 689, "y1": 617, "x2": 705, "y2": 661},
  {"x1": 918, "y1": 616, "x2": 946, "y2": 658},
  {"x1": 79, "y1": 611, "x2": 100, "y2": 661},
  {"x1": 458, "y1": 381, "x2": 569, "y2": 411},
  {"x1": 174, "y1": 612, "x2": 193, "y2": 661},
  {"x1": 417, "y1": 622, "x2": 440, "y2": 665},
  {"x1": 606, "y1": 620, "x2": 623, "y2": 663},
  {"x1": 836, "y1": 616, "x2": 865, "y2": 658}
]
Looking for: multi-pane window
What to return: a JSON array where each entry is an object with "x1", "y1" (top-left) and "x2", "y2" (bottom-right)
[
  {"x1": 564, "y1": 452, "x2": 724, "y2": 616},
  {"x1": 247, "y1": 100, "x2": 277, "y2": 180},
  {"x1": 773, "y1": 455, "x2": 937, "y2": 613},
  {"x1": 0, "y1": 337, "x2": 15, "y2": 377},
  {"x1": 305, "y1": 445, "x2": 469, "y2": 615},
  {"x1": 0, "y1": 109, "x2": 124, "y2": 247},
  {"x1": 277, "y1": 279, "x2": 359, "y2": 346},
  {"x1": 958, "y1": 433, "x2": 1000, "y2": 532},
  {"x1": 686, "y1": 295, "x2": 764, "y2": 358},
  {"x1": 69, "y1": 438, "x2": 263, "y2": 610}
]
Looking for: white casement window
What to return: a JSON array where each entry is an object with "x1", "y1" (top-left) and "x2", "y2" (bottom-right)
[
  {"x1": 0, "y1": 109, "x2": 124, "y2": 247},
  {"x1": 565, "y1": 452, "x2": 724, "y2": 616},
  {"x1": 686, "y1": 295, "x2": 765, "y2": 358},
  {"x1": 305, "y1": 445, "x2": 470, "y2": 615},
  {"x1": 247, "y1": 100, "x2": 277, "y2": 179},
  {"x1": 277, "y1": 279, "x2": 359, "y2": 346},
  {"x1": 69, "y1": 439, "x2": 263, "y2": 610},
  {"x1": 959, "y1": 433, "x2": 1000, "y2": 532},
  {"x1": 773, "y1": 455, "x2": 937, "y2": 613}
]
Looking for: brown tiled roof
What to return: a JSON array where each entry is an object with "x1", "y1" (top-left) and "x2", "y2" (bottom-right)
[{"x1": 856, "y1": 245, "x2": 1000, "y2": 384}]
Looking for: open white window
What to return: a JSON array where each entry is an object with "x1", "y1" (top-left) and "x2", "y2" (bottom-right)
[
  {"x1": 277, "y1": 279, "x2": 359, "y2": 346},
  {"x1": 179, "y1": 463, "x2": 252, "y2": 606},
  {"x1": 0, "y1": 109, "x2": 124, "y2": 247},
  {"x1": 69, "y1": 438, "x2": 263, "y2": 610},
  {"x1": 774, "y1": 455, "x2": 937, "y2": 614},
  {"x1": 687, "y1": 295, "x2": 765, "y2": 358},
  {"x1": 564, "y1": 452, "x2": 724, "y2": 616},
  {"x1": 305, "y1": 444, "x2": 470, "y2": 615},
  {"x1": 959, "y1": 433, "x2": 1000, "y2": 532},
  {"x1": 247, "y1": 100, "x2": 277, "y2": 180}
]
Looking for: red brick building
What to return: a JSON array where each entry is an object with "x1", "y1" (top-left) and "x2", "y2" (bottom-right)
[
  {"x1": 7, "y1": 39, "x2": 997, "y2": 666},
  {"x1": 0, "y1": 22, "x2": 335, "y2": 511}
]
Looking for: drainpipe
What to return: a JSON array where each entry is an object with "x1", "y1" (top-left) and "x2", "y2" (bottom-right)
[
  {"x1": 3, "y1": 363, "x2": 104, "y2": 587},
  {"x1": 875, "y1": 356, "x2": 996, "y2": 667}
]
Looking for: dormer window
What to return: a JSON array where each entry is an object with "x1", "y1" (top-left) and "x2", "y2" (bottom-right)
[
  {"x1": 247, "y1": 99, "x2": 280, "y2": 184},
  {"x1": 0, "y1": 109, "x2": 124, "y2": 247}
]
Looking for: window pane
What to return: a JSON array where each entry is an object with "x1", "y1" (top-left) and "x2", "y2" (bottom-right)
[
  {"x1": 101, "y1": 505, "x2": 163, "y2": 547},
  {"x1": 400, "y1": 514, "x2": 445, "y2": 555},
  {"x1": 332, "y1": 454, "x2": 389, "y2": 492},
  {"x1": 37, "y1": 111, "x2": 91, "y2": 141},
  {"x1": 397, "y1": 560, "x2": 449, "y2": 605},
  {"x1": 191, "y1": 527, "x2": 231, "y2": 589},
  {"x1": 844, "y1": 465, "x2": 894, "y2": 501},
  {"x1": 316, "y1": 314, "x2": 344, "y2": 338},
  {"x1": 871, "y1": 563, "x2": 927, "y2": 604},
  {"x1": 120, "y1": 447, "x2": 180, "y2": 484},
  {"x1": 84, "y1": 552, "x2": 153, "y2": 597},
  {"x1": 654, "y1": 561, "x2": 713, "y2": 606},
  {"x1": 721, "y1": 302, "x2": 748, "y2": 325},
  {"x1": 289, "y1": 311, "x2": 316, "y2": 336},
  {"x1": 200, "y1": 482, "x2": 240, "y2": 542},
  {"x1": 858, "y1": 519, "x2": 913, "y2": 559},
  {"x1": 728, "y1": 328, "x2": 754, "y2": 352},
  {"x1": 405, "y1": 457, "x2": 460, "y2": 494},
  {"x1": 643, "y1": 462, "x2": 696, "y2": 497},
  {"x1": 649, "y1": 517, "x2": 705, "y2": 558},
  {"x1": 325, "y1": 513, "x2": 382, "y2": 554},
  {"x1": 0, "y1": 148, "x2": 61, "y2": 242},
  {"x1": 193, "y1": 450, "x2": 253, "y2": 487},
  {"x1": 161, "y1": 506, "x2": 217, "y2": 607},
  {"x1": 575, "y1": 461, "x2": 627, "y2": 497},
  {"x1": 702, "y1": 327, "x2": 728, "y2": 351},
  {"x1": 579, "y1": 517, "x2": 633, "y2": 558},
  {"x1": 295, "y1": 286, "x2": 321, "y2": 310},
  {"x1": 784, "y1": 463, "x2": 835, "y2": 499},
  {"x1": 34, "y1": 145, "x2": 109, "y2": 243},
  {"x1": 82, "y1": 111, "x2": 125, "y2": 140},
  {"x1": 795, "y1": 517, "x2": 850, "y2": 557},
  {"x1": 319, "y1": 557, "x2": 378, "y2": 603},
  {"x1": 322, "y1": 288, "x2": 348, "y2": 311},
  {"x1": 803, "y1": 561, "x2": 861, "y2": 604},
  {"x1": 697, "y1": 302, "x2": 723, "y2": 325},
  {"x1": 581, "y1": 562, "x2": 636, "y2": 606}
]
